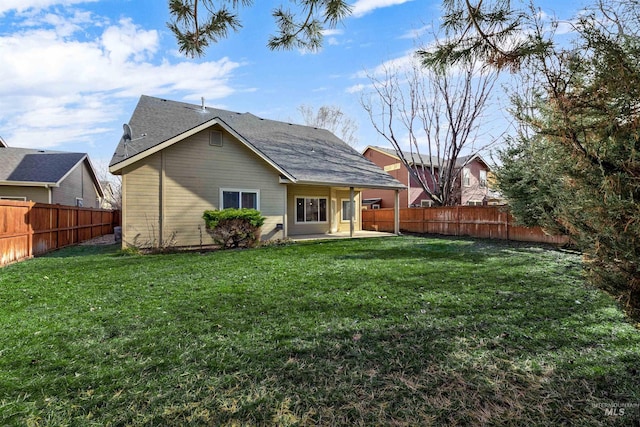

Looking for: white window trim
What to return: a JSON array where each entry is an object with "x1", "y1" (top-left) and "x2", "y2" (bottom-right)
[
  {"x1": 479, "y1": 170, "x2": 487, "y2": 188},
  {"x1": 0, "y1": 196, "x2": 27, "y2": 201},
  {"x1": 341, "y1": 198, "x2": 354, "y2": 223},
  {"x1": 295, "y1": 195, "x2": 329, "y2": 224},
  {"x1": 76, "y1": 197, "x2": 84, "y2": 207},
  {"x1": 463, "y1": 167, "x2": 471, "y2": 187},
  {"x1": 220, "y1": 188, "x2": 260, "y2": 210}
]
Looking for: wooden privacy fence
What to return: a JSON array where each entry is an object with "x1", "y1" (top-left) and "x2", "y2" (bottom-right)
[
  {"x1": 362, "y1": 206, "x2": 569, "y2": 245},
  {"x1": 0, "y1": 200, "x2": 121, "y2": 267}
]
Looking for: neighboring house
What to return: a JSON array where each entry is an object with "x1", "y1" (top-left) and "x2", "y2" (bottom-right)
[
  {"x1": 361, "y1": 145, "x2": 491, "y2": 208},
  {"x1": 0, "y1": 144, "x2": 104, "y2": 207},
  {"x1": 108, "y1": 95, "x2": 405, "y2": 248},
  {"x1": 100, "y1": 180, "x2": 121, "y2": 210}
]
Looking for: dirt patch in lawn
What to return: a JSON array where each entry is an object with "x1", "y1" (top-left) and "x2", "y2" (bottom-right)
[{"x1": 79, "y1": 234, "x2": 118, "y2": 246}]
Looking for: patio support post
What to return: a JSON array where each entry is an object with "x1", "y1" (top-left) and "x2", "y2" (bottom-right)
[
  {"x1": 349, "y1": 186, "x2": 355, "y2": 238},
  {"x1": 394, "y1": 189, "x2": 400, "y2": 235}
]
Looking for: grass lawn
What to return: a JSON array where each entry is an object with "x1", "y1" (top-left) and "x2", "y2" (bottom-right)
[{"x1": 1, "y1": 236, "x2": 639, "y2": 426}]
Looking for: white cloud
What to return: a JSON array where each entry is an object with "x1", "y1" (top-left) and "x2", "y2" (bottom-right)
[
  {"x1": 101, "y1": 18, "x2": 158, "y2": 63},
  {"x1": 322, "y1": 28, "x2": 343, "y2": 46},
  {"x1": 351, "y1": 0, "x2": 414, "y2": 18},
  {"x1": 0, "y1": 0, "x2": 97, "y2": 15},
  {"x1": 353, "y1": 52, "x2": 416, "y2": 79},
  {"x1": 399, "y1": 25, "x2": 430, "y2": 40},
  {"x1": 322, "y1": 29, "x2": 344, "y2": 37},
  {"x1": 0, "y1": 14, "x2": 242, "y2": 150},
  {"x1": 346, "y1": 83, "x2": 368, "y2": 94}
]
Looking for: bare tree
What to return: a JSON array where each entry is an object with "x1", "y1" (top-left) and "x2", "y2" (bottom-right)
[
  {"x1": 297, "y1": 105, "x2": 358, "y2": 146},
  {"x1": 361, "y1": 53, "x2": 498, "y2": 206},
  {"x1": 93, "y1": 159, "x2": 122, "y2": 210}
]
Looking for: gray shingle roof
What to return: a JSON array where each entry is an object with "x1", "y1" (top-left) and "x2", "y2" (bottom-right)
[
  {"x1": 110, "y1": 95, "x2": 405, "y2": 190},
  {"x1": 367, "y1": 145, "x2": 489, "y2": 169},
  {"x1": 0, "y1": 147, "x2": 87, "y2": 184}
]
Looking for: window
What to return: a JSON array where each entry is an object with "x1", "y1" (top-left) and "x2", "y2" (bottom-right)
[
  {"x1": 296, "y1": 197, "x2": 327, "y2": 223},
  {"x1": 0, "y1": 196, "x2": 26, "y2": 201},
  {"x1": 420, "y1": 199, "x2": 434, "y2": 207},
  {"x1": 468, "y1": 200, "x2": 483, "y2": 206},
  {"x1": 479, "y1": 170, "x2": 487, "y2": 188},
  {"x1": 76, "y1": 198, "x2": 84, "y2": 207},
  {"x1": 463, "y1": 168, "x2": 471, "y2": 187},
  {"x1": 209, "y1": 130, "x2": 223, "y2": 147},
  {"x1": 341, "y1": 199, "x2": 353, "y2": 222},
  {"x1": 221, "y1": 189, "x2": 259, "y2": 209}
]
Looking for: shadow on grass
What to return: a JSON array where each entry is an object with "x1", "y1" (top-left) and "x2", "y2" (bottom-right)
[{"x1": 4, "y1": 235, "x2": 639, "y2": 425}]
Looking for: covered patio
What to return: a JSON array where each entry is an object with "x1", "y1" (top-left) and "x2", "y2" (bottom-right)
[{"x1": 291, "y1": 230, "x2": 397, "y2": 242}]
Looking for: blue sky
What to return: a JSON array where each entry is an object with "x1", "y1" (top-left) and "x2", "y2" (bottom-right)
[{"x1": 0, "y1": 0, "x2": 582, "y2": 172}]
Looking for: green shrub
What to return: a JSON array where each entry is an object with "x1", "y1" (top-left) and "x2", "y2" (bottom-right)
[{"x1": 203, "y1": 208, "x2": 266, "y2": 249}]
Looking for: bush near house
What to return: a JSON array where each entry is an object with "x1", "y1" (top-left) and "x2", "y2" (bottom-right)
[{"x1": 203, "y1": 208, "x2": 265, "y2": 249}]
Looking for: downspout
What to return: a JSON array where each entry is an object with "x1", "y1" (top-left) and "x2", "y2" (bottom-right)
[
  {"x1": 283, "y1": 185, "x2": 288, "y2": 239},
  {"x1": 159, "y1": 152, "x2": 165, "y2": 246},
  {"x1": 394, "y1": 190, "x2": 400, "y2": 235},
  {"x1": 349, "y1": 187, "x2": 355, "y2": 238},
  {"x1": 407, "y1": 168, "x2": 411, "y2": 207}
]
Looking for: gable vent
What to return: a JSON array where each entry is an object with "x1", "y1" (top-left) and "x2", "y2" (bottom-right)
[{"x1": 209, "y1": 130, "x2": 223, "y2": 147}]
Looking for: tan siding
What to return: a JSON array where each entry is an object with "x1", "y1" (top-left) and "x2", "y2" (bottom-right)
[
  {"x1": 335, "y1": 189, "x2": 361, "y2": 233},
  {"x1": 0, "y1": 186, "x2": 49, "y2": 203},
  {"x1": 121, "y1": 154, "x2": 161, "y2": 247},
  {"x1": 158, "y1": 128, "x2": 285, "y2": 246},
  {"x1": 287, "y1": 185, "x2": 333, "y2": 235}
]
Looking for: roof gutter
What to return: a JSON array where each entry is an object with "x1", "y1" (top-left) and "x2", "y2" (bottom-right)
[
  {"x1": 108, "y1": 118, "x2": 298, "y2": 183},
  {"x1": 109, "y1": 120, "x2": 219, "y2": 174},
  {"x1": 295, "y1": 179, "x2": 406, "y2": 191},
  {"x1": 0, "y1": 180, "x2": 59, "y2": 188}
]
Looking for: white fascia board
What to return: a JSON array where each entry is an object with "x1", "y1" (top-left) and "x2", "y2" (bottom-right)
[
  {"x1": 108, "y1": 120, "x2": 218, "y2": 174},
  {"x1": 108, "y1": 118, "x2": 298, "y2": 183},
  {"x1": 57, "y1": 155, "x2": 104, "y2": 197},
  {"x1": 295, "y1": 180, "x2": 406, "y2": 190},
  {"x1": 57, "y1": 154, "x2": 87, "y2": 185},
  {"x1": 0, "y1": 180, "x2": 58, "y2": 187}
]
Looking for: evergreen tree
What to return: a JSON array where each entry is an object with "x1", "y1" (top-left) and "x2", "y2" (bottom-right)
[
  {"x1": 425, "y1": 0, "x2": 640, "y2": 318},
  {"x1": 168, "y1": 0, "x2": 351, "y2": 57}
]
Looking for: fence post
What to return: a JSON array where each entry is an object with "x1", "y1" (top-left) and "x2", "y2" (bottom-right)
[
  {"x1": 506, "y1": 209, "x2": 510, "y2": 241},
  {"x1": 28, "y1": 202, "x2": 34, "y2": 259}
]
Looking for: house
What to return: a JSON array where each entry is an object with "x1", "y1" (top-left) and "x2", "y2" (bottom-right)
[
  {"x1": 361, "y1": 145, "x2": 491, "y2": 208},
  {"x1": 108, "y1": 95, "x2": 405, "y2": 248},
  {"x1": 0, "y1": 142, "x2": 104, "y2": 207},
  {"x1": 100, "y1": 180, "x2": 121, "y2": 210}
]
